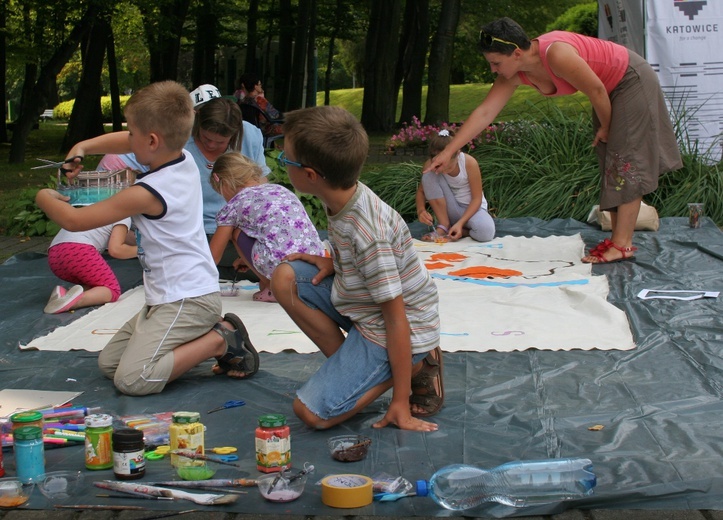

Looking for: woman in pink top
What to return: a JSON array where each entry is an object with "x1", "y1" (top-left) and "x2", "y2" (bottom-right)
[{"x1": 429, "y1": 17, "x2": 682, "y2": 263}]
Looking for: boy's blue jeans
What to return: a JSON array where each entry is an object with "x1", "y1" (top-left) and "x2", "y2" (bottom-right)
[{"x1": 286, "y1": 260, "x2": 426, "y2": 420}]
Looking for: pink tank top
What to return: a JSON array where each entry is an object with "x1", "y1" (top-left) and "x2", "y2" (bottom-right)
[{"x1": 519, "y1": 31, "x2": 629, "y2": 96}]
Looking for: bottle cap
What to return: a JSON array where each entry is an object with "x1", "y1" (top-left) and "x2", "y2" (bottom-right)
[
  {"x1": 258, "y1": 413, "x2": 287, "y2": 428},
  {"x1": 13, "y1": 425, "x2": 43, "y2": 440},
  {"x1": 415, "y1": 479, "x2": 429, "y2": 497},
  {"x1": 172, "y1": 411, "x2": 201, "y2": 424},
  {"x1": 85, "y1": 413, "x2": 113, "y2": 428},
  {"x1": 10, "y1": 411, "x2": 43, "y2": 423},
  {"x1": 112, "y1": 428, "x2": 144, "y2": 447}
]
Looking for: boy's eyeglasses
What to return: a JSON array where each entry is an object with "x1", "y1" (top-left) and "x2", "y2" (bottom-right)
[
  {"x1": 479, "y1": 31, "x2": 520, "y2": 50},
  {"x1": 276, "y1": 151, "x2": 325, "y2": 179}
]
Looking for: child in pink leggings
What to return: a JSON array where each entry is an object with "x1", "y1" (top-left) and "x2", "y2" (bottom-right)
[{"x1": 45, "y1": 219, "x2": 137, "y2": 314}]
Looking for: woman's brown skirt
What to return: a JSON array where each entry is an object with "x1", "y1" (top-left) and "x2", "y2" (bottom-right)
[{"x1": 593, "y1": 50, "x2": 682, "y2": 211}]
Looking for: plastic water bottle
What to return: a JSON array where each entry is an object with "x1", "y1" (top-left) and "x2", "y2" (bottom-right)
[{"x1": 424, "y1": 457, "x2": 596, "y2": 511}]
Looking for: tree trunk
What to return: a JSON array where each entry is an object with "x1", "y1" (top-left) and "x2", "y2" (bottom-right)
[
  {"x1": 425, "y1": 0, "x2": 461, "y2": 125},
  {"x1": 0, "y1": 0, "x2": 7, "y2": 143},
  {"x1": 397, "y1": 0, "x2": 430, "y2": 125},
  {"x1": 62, "y1": 14, "x2": 110, "y2": 151},
  {"x1": 274, "y1": 0, "x2": 294, "y2": 111},
  {"x1": 323, "y1": 0, "x2": 345, "y2": 107},
  {"x1": 245, "y1": 0, "x2": 259, "y2": 75},
  {"x1": 9, "y1": 5, "x2": 96, "y2": 163},
  {"x1": 304, "y1": 0, "x2": 317, "y2": 107},
  {"x1": 360, "y1": 0, "x2": 402, "y2": 132},
  {"x1": 139, "y1": 0, "x2": 191, "y2": 82},
  {"x1": 107, "y1": 27, "x2": 123, "y2": 132},
  {"x1": 192, "y1": 0, "x2": 217, "y2": 87},
  {"x1": 288, "y1": 0, "x2": 311, "y2": 110}
]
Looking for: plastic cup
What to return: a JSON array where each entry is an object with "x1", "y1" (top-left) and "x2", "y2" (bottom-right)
[{"x1": 687, "y1": 203, "x2": 704, "y2": 228}]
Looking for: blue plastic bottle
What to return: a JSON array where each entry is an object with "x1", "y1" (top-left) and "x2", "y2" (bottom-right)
[{"x1": 424, "y1": 457, "x2": 596, "y2": 511}]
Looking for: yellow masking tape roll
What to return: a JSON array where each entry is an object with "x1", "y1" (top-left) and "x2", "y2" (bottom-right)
[{"x1": 321, "y1": 474, "x2": 373, "y2": 508}]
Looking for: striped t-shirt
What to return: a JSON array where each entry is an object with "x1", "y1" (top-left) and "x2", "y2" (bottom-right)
[{"x1": 327, "y1": 182, "x2": 439, "y2": 353}]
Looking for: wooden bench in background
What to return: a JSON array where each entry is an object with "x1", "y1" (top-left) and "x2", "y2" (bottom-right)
[{"x1": 40, "y1": 109, "x2": 54, "y2": 121}]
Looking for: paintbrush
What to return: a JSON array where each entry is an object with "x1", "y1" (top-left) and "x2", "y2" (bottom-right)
[
  {"x1": 96, "y1": 493, "x2": 174, "y2": 501},
  {"x1": 94, "y1": 480, "x2": 238, "y2": 506},
  {"x1": 144, "y1": 478, "x2": 257, "y2": 488},
  {"x1": 55, "y1": 505, "x2": 148, "y2": 511},
  {"x1": 139, "y1": 510, "x2": 198, "y2": 520}
]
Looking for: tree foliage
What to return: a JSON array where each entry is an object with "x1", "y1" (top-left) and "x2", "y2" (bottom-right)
[{"x1": 3, "y1": 0, "x2": 594, "y2": 161}]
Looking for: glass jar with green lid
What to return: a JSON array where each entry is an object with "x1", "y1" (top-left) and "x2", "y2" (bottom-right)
[
  {"x1": 169, "y1": 411, "x2": 204, "y2": 467},
  {"x1": 10, "y1": 410, "x2": 44, "y2": 431},
  {"x1": 255, "y1": 413, "x2": 291, "y2": 473}
]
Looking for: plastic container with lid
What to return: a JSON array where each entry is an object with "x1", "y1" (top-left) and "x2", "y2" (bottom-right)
[
  {"x1": 10, "y1": 411, "x2": 44, "y2": 432},
  {"x1": 169, "y1": 411, "x2": 204, "y2": 468},
  {"x1": 112, "y1": 428, "x2": 146, "y2": 480},
  {"x1": 84, "y1": 414, "x2": 113, "y2": 470},
  {"x1": 255, "y1": 413, "x2": 291, "y2": 473},
  {"x1": 13, "y1": 426, "x2": 45, "y2": 482}
]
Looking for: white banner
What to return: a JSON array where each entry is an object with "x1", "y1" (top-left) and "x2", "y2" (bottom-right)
[
  {"x1": 600, "y1": 0, "x2": 723, "y2": 162},
  {"x1": 646, "y1": 0, "x2": 723, "y2": 161}
]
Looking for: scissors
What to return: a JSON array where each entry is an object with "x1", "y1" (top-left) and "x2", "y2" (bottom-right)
[
  {"x1": 206, "y1": 400, "x2": 245, "y2": 414},
  {"x1": 209, "y1": 447, "x2": 239, "y2": 462},
  {"x1": 145, "y1": 445, "x2": 171, "y2": 460},
  {"x1": 32, "y1": 156, "x2": 84, "y2": 174}
]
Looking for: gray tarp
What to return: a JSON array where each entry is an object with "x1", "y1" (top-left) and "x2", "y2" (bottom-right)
[{"x1": 1, "y1": 217, "x2": 722, "y2": 518}]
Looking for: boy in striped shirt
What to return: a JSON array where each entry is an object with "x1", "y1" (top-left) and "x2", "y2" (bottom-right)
[{"x1": 271, "y1": 106, "x2": 443, "y2": 431}]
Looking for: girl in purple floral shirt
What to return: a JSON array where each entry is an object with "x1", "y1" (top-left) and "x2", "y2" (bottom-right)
[{"x1": 209, "y1": 152, "x2": 325, "y2": 302}]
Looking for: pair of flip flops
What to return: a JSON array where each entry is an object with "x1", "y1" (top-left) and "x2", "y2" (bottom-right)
[
  {"x1": 410, "y1": 346, "x2": 444, "y2": 417},
  {"x1": 212, "y1": 313, "x2": 259, "y2": 379}
]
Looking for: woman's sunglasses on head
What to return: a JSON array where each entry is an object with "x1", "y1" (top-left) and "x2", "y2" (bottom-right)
[{"x1": 479, "y1": 31, "x2": 520, "y2": 50}]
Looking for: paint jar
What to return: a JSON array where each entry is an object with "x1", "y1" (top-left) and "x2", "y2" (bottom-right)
[
  {"x1": 688, "y1": 202, "x2": 704, "y2": 228},
  {"x1": 13, "y1": 426, "x2": 45, "y2": 483},
  {"x1": 10, "y1": 411, "x2": 44, "y2": 432},
  {"x1": 255, "y1": 413, "x2": 291, "y2": 473},
  {"x1": 112, "y1": 428, "x2": 146, "y2": 480},
  {"x1": 84, "y1": 414, "x2": 113, "y2": 470},
  {"x1": 169, "y1": 412, "x2": 204, "y2": 468}
]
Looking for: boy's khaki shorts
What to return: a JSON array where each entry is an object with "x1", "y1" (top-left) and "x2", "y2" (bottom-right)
[{"x1": 98, "y1": 293, "x2": 222, "y2": 395}]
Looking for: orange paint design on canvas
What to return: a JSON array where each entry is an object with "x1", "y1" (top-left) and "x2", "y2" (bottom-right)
[
  {"x1": 450, "y1": 266, "x2": 523, "y2": 279},
  {"x1": 429, "y1": 252, "x2": 467, "y2": 263},
  {"x1": 425, "y1": 261, "x2": 453, "y2": 270}
]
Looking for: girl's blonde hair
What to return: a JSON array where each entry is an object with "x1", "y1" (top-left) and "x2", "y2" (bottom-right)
[
  {"x1": 209, "y1": 152, "x2": 263, "y2": 195},
  {"x1": 427, "y1": 128, "x2": 457, "y2": 156}
]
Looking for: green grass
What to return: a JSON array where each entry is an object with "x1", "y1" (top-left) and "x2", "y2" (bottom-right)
[{"x1": 320, "y1": 83, "x2": 590, "y2": 124}]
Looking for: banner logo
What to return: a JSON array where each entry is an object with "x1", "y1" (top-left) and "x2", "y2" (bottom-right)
[{"x1": 674, "y1": 0, "x2": 707, "y2": 20}]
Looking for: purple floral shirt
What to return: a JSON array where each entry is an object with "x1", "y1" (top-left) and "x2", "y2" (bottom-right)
[{"x1": 215, "y1": 183, "x2": 324, "y2": 278}]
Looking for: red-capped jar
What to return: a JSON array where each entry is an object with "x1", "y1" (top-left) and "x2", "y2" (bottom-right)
[{"x1": 255, "y1": 414, "x2": 290, "y2": 473}]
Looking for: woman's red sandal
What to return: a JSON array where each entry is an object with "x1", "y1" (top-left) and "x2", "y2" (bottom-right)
[{"x1": 583, "y1": 241, "x2": 637, "y2": 264}]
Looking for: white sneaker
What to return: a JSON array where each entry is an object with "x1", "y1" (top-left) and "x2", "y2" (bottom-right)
[{"x1": 44, "y1": 285, "x2": 84, "y2": 314}]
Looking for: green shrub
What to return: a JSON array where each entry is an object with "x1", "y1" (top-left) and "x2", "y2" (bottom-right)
[
  {"x1": 546, "y1": 3, "x2": 599, "y2": 36},
  {"x1": 52, "y1": 96, "x2": 131, "y2": 121},
  {"x1": 2, "y1": 185, "x2": 61, "y2": 238}
]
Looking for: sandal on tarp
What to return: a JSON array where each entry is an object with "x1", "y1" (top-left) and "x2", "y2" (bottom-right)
[
  {"x1": 213, "y1": 313, "x2": 259, "y2": 379},
  {"x1": 583, "y1": 240, "x2": 637, "y2": 264},
  {"x1": 252, "y1": 288, "x2": 277, "y2": 303},
  {"x1": 410, "y1": 346, "x2": 444, "y2": 417}
]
